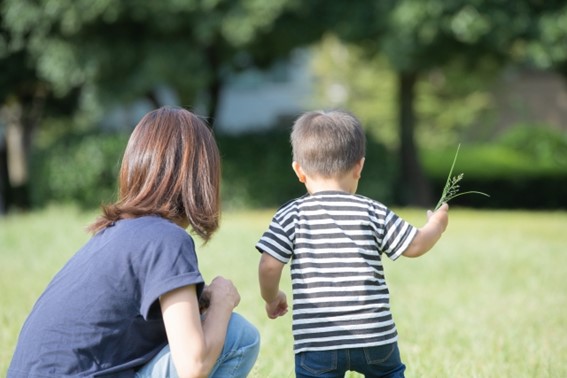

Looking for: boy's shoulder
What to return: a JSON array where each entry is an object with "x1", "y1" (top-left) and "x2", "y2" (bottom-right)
[
  {"x1": 280, "y1": 192, "x2": 313, "y2": 209},
  {"x1": 331, "y1": 193, "x2": 391, "y2": 215},
  {"x1": 274, "y1": 192, "x2": 390, "y2": 217},
  {"x1": 274, "y1": 195, "x2": 306, "y2": 214},
  {"x1": 313, "y1": 191, "x2": 387, "y2": 209},
  {"x1": 352, "y1": 193, "x2": 386, "y2": 207}
]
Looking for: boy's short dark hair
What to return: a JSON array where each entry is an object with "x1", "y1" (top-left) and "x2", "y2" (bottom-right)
[{"x1": 291, "y1": 110, "x2": 366, "y2": 177}]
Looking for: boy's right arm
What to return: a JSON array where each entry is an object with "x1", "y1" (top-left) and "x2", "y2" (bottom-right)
[
  {"x1": 402, "y1": 203, "x2": 449, "y2": 258},
  {"x1": 258, "y1": 252, "x2": 288, "y2": 319}
]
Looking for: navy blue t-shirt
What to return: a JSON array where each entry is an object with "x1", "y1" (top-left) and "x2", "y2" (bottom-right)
[{"x1": 8, "y1": 216, "x2": 204, "y2": 377}]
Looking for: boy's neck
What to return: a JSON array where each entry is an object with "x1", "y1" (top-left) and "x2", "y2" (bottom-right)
[
  {"x1": 305, "y1": 175, "x2": 358, "y2": 195},
  {"x1": 295, "y1": 158, "x2": 364, "y2": 196}
]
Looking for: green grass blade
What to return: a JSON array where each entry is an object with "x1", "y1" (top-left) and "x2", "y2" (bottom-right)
[
  {"x1": 434, "y1": 144, "x2": 489, "y2": 210},
  {"x1": 435, "y1": 144, "x2": 461, "y2": 210}
]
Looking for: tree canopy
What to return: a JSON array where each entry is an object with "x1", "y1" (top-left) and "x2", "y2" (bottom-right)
[
  {"x1": 0, "y1": 0, "x2": 306, "y2": 211},
  {"x1": 307, "y1": 0, "x2": 567, "y2": 205},
  {"x1": 1, "y1": 0, "x2": 567, "y2": 211},
  {"x1": 2, "y1": 0, "x2": 300, "y2": 119}
]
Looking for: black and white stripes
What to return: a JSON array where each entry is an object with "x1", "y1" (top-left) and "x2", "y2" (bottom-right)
[{"x1": 256, "y1": 191, "x2": 417, "y2": 353}]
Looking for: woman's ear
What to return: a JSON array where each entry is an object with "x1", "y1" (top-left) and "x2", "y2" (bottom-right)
[{"x1": 291, "y1": 161, "x2": 306, "y2": 183}]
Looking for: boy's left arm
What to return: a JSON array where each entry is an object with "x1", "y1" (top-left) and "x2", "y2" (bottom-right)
[
  {"x1": 402, "y1": 203, "x2": 449, "y2": 258},
  {"x1": 258, "y1": 252, "x2": 288, "y2": 319}
]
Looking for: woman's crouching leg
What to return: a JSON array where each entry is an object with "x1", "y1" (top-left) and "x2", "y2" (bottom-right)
[
  {"x1": 209, "y1": 312, "x2": 260, "y2": 378},
  {"x1": 136, "y1": 312, "x2": 259, "y2": 378},
  {"x1": 135, "y1": 344, "x2": 177, "y2": 378}
]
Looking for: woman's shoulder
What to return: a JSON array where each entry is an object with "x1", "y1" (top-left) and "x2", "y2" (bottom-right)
[
  {"x1": 103, "y1": 215, "x2": 192, "y2": 245},
  {"x1": 125, "y1": 215, "x2": 180, "y2": 228}
]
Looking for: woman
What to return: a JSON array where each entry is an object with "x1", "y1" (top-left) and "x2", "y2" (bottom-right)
[{"x1": 8, "y1": 107, "x2": 260, "y2": 377}]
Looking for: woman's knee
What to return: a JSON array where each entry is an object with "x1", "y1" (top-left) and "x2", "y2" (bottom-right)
[{"x1": 228, "y1": 312, "x2": 260, "y2": 349}]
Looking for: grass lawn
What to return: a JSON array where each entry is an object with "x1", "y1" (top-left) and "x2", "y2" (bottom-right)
[{"x1": 1, "y1": 205, "x2": 566, "y2": 377}]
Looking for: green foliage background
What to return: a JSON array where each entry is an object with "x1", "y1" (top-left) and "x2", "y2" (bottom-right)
[
  {"x1": 218, "y1": 128, "x2": 396, "y2": 209},
  {"x1": 30, "y1": 131, "x2": 128, "y2": 208},
  {"x1": 28, "y1": 124, "x2": 567, "y2": 210},
  {"x1": 310, "y1": 35, "x2": 498, "y2": 148}
]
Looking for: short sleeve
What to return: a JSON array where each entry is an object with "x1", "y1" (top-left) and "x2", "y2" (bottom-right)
[
  {"x1": 138, "y1": 226, "x2": 204, "y2": 319},
  {"x1": 378, "y1": 208, "x2": 418, "y2": 261},
  {"x1": 256, "y1": 219, "x2": 293, "y2": 264}
]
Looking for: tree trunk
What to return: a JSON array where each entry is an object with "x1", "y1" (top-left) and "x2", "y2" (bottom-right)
[
  {"x1": 397, "y1": 71, "x2": 432, "y2": 207},
  {"x1": 0, "y1": 134, "x2": 7, "y2": 215},
  {"x1": 145, "y1": 90, "x2": 161, "y2": 109},
  {"x1": 208, "y1": 73, "x2": 222, "y2": 129},
  {"x1": 1, "y1": 89, "x2": 46, "y2": 211},
  {"x1": 205, "y1": 45, "x2": 223, "y2": 129},
  {"x1": 2, "y1": 101, "x2": 30, "y2": 210},
  {"x1": 4, "y1": 102, "x2": 27, "y2": 187}
]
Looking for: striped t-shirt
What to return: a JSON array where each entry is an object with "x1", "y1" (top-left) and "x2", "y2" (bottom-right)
[{"x1": 256, "y1": 191, "x2": 417, "y2": 354}]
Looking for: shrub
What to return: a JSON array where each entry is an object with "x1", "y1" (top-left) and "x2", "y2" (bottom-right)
[
  {"x1": 30, "y1": 128, "x2": 394, "y2": 210},
  {"x1": 497, "y1": 124, "x2": 567, "y2": 169},
  {"x1": 217, "y1": 129, "x2": 395, "y2": 209},
  {"x1": 423, "y1": 125, "x2": 567, "y2": 209},
  {"x1": 30, "y1": 131, "x2": 128, "y2": 209},
  {"x1": 34, "y1": 124, "x2": 567, "y2": 210}
]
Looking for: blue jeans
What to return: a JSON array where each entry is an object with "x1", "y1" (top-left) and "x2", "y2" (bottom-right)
[
  {"x1": 136, "y1": 313, "x2": 260, "y2": 378},
  {"x1": 295, "y1": 343, "x2": 405, "y2": 378}
]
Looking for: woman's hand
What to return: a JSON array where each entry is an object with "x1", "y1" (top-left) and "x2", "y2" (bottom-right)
[{"x1": 206, "y1": 276, "x2": 240, "y2": 311}]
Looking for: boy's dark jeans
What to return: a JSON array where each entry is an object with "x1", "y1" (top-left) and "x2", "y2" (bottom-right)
[{"x1": 294, "y1": 342, "x2": 405, "y2": 378}]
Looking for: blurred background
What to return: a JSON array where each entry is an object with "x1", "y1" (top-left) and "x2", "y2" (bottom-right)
[{"x1": 1, "y1": 0, "x2": 566, "y2": 214}]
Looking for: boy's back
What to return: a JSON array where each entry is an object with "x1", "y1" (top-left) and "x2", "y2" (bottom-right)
[{"x1": 256, "y1": 190, "x2": 417, "y2": 353}]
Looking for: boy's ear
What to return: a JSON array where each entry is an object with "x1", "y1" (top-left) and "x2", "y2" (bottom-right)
[
  {"x1": 353, "y1": 157, "x2": 365, "y2": 179},
  {"x1": 291, "y1": 161, "x2": 306, "y2": 183}
]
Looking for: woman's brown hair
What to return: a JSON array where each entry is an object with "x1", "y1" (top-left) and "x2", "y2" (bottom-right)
[{"x1": 87, "y1": 106, "x2": 221, "y2": 241}]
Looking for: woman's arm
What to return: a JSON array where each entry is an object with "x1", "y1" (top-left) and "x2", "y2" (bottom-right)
[
  {"x1": 402, "y1": 203, "x2": 449, "y2": 258},
  {"x1": 160, "y1": 277, "x2": 239, "y2": 378}
]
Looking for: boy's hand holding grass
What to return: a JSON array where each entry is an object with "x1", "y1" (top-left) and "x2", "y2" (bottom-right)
[
  {"x1": 403, "y1": 203, "x2": 449, "y2": 258},
  {"x1": 402, "y1": 143, "x2": 488, "y2": 260}
]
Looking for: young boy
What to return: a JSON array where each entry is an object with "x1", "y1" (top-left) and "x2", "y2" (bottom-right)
[{"x1": 256, "y1": 110, "x2": 449, "y2": 378}]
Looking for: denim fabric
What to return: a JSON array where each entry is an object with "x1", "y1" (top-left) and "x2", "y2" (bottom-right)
[
  {"x1": 295, "y1": 342, "x2": 405, "y2": 378},
  {"x1": 136, "y1": 312, "x2": 260, "y2": 378}
]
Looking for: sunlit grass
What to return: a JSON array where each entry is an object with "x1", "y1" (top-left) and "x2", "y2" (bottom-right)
[{"x1": 1, "y1": 206, "x2": 566, "y2": 377}]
